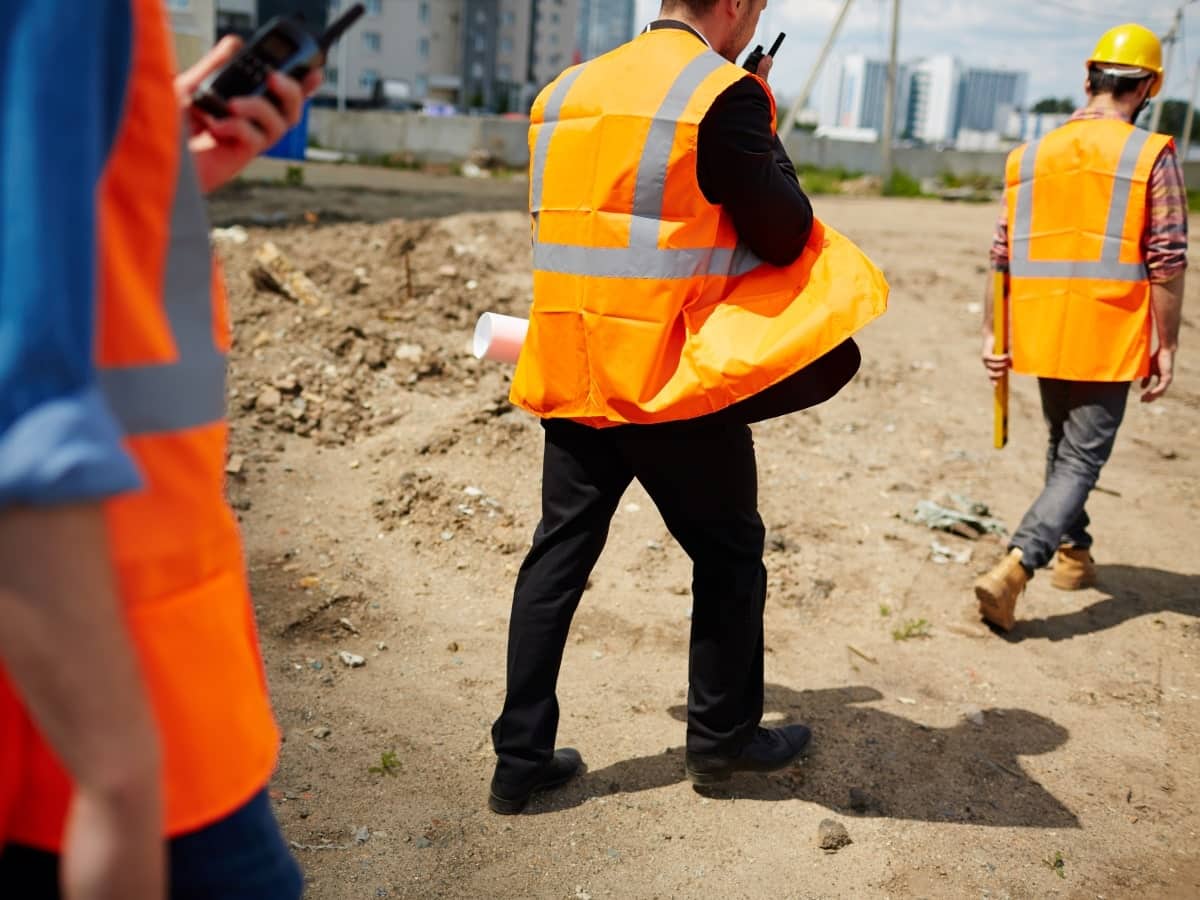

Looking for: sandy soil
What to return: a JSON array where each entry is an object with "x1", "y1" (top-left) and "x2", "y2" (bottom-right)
[{"x1": 211, "y1": 174, "x2": 1200, "y2": 900}]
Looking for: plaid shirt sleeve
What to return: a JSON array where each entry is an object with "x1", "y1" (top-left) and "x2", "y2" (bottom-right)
[{"x1": 1144, "y1": 143, "x2": 1188, "y2": 284}]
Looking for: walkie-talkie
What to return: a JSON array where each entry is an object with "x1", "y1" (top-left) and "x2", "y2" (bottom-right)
[
  {"x1": 743, "y1": 32, "x2": 786, "y2": 72},
  {"x1": 192, "y1": 3, "x2": 365, "y2": 118}
]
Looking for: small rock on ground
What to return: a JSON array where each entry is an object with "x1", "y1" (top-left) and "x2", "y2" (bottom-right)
[{"x1": 818, "y1": 818, "x2": 852, "y2": 851}]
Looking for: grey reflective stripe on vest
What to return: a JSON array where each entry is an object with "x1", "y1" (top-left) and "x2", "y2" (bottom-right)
[
  {"x1": 99, "y1": 136, "x2": 227, "y2": 436},
  {"x1": 534, "y1": 241, "x2": 762, "y2": 279},
  {"x1": 530, "y1": 66, "x2": 585, "y2": 239},
  {"x1": 532, "y1": 50, "x2": 765, "y2": 280},
  {"x1": 1010, "y1": 128, "x2": 1150, "y2": 282},
  {"x1": 628, "y1": 51, "x2": 729, "y2": 248}
]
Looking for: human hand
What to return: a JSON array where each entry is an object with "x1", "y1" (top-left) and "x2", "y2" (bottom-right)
[
  {"x1": 755, "y1": 54, "x2": 774, "y2": 81},
  {"x1": 981, "y1": 333, "x2": 1011, "y2": 385},
  {"x1": 1140, "y1": 345, "x2": 1175, "y2": 403},
  {"x1": 176, "y1": 36, "x2": 323, "y2": 193},
  {"x1": 62, "y1": 783, "x2": 164, "y2": 900}
]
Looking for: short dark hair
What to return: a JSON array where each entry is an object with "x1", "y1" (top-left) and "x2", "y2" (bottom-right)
[
  {"x1": 1087, "y1": 65, "x2": 1152, "y2": 100},
  {"x1": 660, "y1": 0, "x2": 721, "y2": 15}
]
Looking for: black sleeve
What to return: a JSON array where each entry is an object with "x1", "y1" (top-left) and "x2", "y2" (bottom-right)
[{"x1": 696, "y1": 77, "x2": 814, "y2": 267}]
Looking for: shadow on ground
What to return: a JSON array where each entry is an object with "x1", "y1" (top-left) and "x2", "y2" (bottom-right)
[
  {"x1": 1008, "y1": 566, "x2": 1200, "y2": 643},
  {"x1": 530, "y1": 684, "x2": 1079, "y2": 828}
]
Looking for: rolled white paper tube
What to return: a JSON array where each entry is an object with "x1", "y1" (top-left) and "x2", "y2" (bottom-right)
[{"x1": 472, "y1": 312, "x2": 529, "y2": 364}]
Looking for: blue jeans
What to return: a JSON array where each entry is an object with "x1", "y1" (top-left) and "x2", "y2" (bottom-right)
[
  {"x1": 0, "y1": 789, "x2": 302, "y2": 899},
  {"x1": 1010, "y1": 378, "x2": 1129, "y2": 571}
]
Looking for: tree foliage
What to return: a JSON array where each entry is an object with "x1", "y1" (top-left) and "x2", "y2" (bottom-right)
[
  {"x1": 1032, "y1": 97, "x2": 1076, "y2": 114},
  {"x1": 1149, "y1": 98, "x2": 1200, "y2": 142}
]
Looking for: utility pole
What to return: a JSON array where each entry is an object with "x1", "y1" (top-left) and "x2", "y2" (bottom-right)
[
  {"x1": 879, "y1": 0, "x2": 901, "y2": 183},
  {"x1": 337, "y1": 21, "x2": 348, "y2": 112},
  {"x1": 1183, "y1": 59, "x2": 1200, "y2": 161},
  {"x1": 779, "y1": 0, "x2": 856, "y2": 137},
  {"x1": 1150, "y1": 4, "x2": 1187, "y2": 133}
]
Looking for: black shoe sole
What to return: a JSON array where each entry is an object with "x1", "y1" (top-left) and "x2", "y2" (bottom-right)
[
  {"x1": 487, "y1": 791, "x2": 531, "y2": 815},
  {"x1": 488, "y1": 757, "x2": 583, "y2": 815},
  {"x1": 684, "y1": 736, "x2": 812, "y2": 785}
]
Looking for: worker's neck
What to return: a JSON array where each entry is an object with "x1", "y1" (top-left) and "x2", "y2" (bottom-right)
[
  {"x1": 659, "y1": 8, "x2": 719, "y2": 50},
  {"x1": 1083, "y1": 93, "x2": 1137, "y2": 124}
]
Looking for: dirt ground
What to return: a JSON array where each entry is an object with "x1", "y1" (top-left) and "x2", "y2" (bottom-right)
[{"x1": 210, "y1": 171, "x2": 1200, "y2": 900}]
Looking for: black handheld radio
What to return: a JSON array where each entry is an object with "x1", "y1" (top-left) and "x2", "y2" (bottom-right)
[
  {"x1": 192, "y1": 3, "x2": 365, "y2": 118},
  {"x1": 743, "y1": 32, "x2": 786, "y2": 73}
]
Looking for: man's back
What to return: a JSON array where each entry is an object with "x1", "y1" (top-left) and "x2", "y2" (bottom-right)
[
  {"x1": 512, "y1": 25, "x2": 887, "y2": 424},
  {"x1": 1003, "y1": 115, "x2": 1172, "y2": 381}
]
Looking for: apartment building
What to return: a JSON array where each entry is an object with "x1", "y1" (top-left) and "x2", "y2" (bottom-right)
[
  {"x1": 818, "y1": 55, "x2": 910, "y2": 140},
  {"x1": 298, "y1": 0, "x2": 579, "y2": 112},
  {"x1": 956, "y1": 67, "x2": 1028, "y2": 135},
  {"x1": 577, "y1": 0, "x2": 636, "y2": 60}
]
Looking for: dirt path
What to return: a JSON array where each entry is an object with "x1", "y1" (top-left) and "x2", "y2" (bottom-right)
[{"x1": 214, "y1": 186, "x2": 1200, "y2": 899}]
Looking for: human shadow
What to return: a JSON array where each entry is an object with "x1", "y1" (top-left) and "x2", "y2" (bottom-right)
[
  {"x1": 1006, "y1": 565, "x2": 1200, "y2": 643},
  {"x1": 533, "y1": 684, "x2": 1079, "y2": 828}
]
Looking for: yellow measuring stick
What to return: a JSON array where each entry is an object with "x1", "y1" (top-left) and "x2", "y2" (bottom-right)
[{"x1": 993, "y1": 271, "x2": 1009, "y2": 449}]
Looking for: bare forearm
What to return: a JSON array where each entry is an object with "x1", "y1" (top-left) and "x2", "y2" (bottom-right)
[
  {"x1": 982, "y1": 272, "x2": 996, "y2": 337},
  {"x1": 1151, "y1": 273, "x2": 1184, "y2": 351},
  {"x1": 0, "y1": 504, "x2": 160, "y2": 805}
]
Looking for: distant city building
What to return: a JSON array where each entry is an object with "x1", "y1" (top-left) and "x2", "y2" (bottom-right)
[
  {"x1": 310, "y1": 0, "x2": 454, "y2": 108},
  {"x1": 907, "y1": 55, "x2": 960, "y2": 145},
  {"x1": 577, "y1": 0, "x2": 635, "y2": 60},
  {"x1": 1001, "y1": 107, "x2": 1071, "y2": 143},
  {"x1": 818, "y1": 51, "x2": 1029, "y2": 148},
  {"x1": 303, "y1": 0, "x2": 579, "y2": 113},
  {"x1": 957, "y1": 67, "x2": 1028, "y2": 135},
  {"x1": 820, "y1": 55, "x2": 909, "y2": 139},
  {"x1": 530, "y1": 0, "x2": 580, "y2": 88}
]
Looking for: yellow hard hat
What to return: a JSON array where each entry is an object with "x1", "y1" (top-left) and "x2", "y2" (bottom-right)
[{"x1": 1087, "y1": 23, "x2": 1164, "y2": 96}]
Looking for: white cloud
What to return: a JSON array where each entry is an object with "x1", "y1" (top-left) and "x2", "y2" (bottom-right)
[{"x1": 633, "y1": 0, "x2": 1184, "y2": 104}]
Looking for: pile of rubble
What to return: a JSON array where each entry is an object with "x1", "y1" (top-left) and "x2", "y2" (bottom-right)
[{"x1": 215, "y1": 212, "x2": 533, "y2": 446}]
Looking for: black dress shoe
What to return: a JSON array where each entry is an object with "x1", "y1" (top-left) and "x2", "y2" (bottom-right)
[
  {"x1": 488, "y1": 748, "x2": 584, "y2": 814},
  {"x1": 684, "y1": 725, "x2": 812, "y2": 785}
]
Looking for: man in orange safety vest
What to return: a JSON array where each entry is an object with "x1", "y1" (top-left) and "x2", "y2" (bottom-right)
[{"x1": 975, "y1": 23, "x2": 1187, "y2": 632}]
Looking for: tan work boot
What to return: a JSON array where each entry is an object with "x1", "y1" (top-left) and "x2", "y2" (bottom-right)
[
  {"x1": 1051, "y1": 545, "x2": 1095, "y2": 591},
  {"x1": 974, "y1": 548, "x2": 1028, "y2": 631}
]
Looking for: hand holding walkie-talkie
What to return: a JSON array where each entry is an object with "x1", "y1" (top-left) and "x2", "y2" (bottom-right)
[
  {"x1": 192, "y1": 3, "x2": 365, "y2": 118},
  {"x1": 744, "y1": 32, "x2": 786, "y2": 74}
]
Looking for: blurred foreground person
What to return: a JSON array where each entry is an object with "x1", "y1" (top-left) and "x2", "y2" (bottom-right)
[{"x1": 0, "y1": 1, "x2": 319, "y2": 896}]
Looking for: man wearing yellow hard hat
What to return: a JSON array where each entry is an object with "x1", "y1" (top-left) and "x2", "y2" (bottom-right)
[{"x1": 974, "y1": 23, "x2": 1187, "y2": 631}]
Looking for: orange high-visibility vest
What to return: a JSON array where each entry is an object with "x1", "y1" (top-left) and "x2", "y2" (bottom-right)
[
  {"x1": 1005, "y1": 118, "x2": 1172, "y2": 381},
  {"x1": 510, "y1": 29, "x2": 888, "y2": 425},
  {"x1": 0, "y1": 0, "x2": 278, "y2": 849}
]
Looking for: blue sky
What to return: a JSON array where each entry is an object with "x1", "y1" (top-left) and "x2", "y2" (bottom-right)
[{"x1": 633, "y1": 0, "x2": 1190, "y2": 107}]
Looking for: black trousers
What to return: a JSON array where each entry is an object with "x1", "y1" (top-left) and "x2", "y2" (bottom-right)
[{"x1": 491, "y1": 340, "x2": 860, "y2": 786}]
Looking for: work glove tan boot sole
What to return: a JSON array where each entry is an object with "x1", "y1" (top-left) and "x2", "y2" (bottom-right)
[
  {"x1": 1051, "y1": 546, "x2": 1095, "y2": 591},
  {"x1": 974, "y1": 548, "x2": 1027, "y2": 632}
]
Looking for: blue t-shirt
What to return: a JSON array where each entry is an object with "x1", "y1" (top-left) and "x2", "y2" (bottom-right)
[{"x1": 0, "y1": 0, "x2": 143, "y2": 504}]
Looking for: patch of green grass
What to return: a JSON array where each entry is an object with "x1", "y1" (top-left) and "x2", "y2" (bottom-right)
[
  {"x1": 369, "y1": 750, "x2": 401, "y2": 776},
  {"x1": 939, "y1": 170, "x2": 1001, "y2": 192},
  {"x1": 891, "y1": 618, "x2": 932, "y2": 641},
  {"x1": 1043, "y1": 850, "x2": 1066, "y2": 879},
  {"x1": 282, "y1": 165, "x2": 305, "y2": 187},
  {"x1": 879, "y1": 603, "x2": 892, "y2": 617},
  {"x1": 799, "y1": 169, "x2": 845, "y2": 195},
  {"x1": 882, "y1": 169, "x2": 924, "y2": 198},
  {"x1": 1188, "y1": 190, "x2": 1200, "y2": 213},
  {"x1": 363, "y1": 152, "x2": 421, "y2": 170}
]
